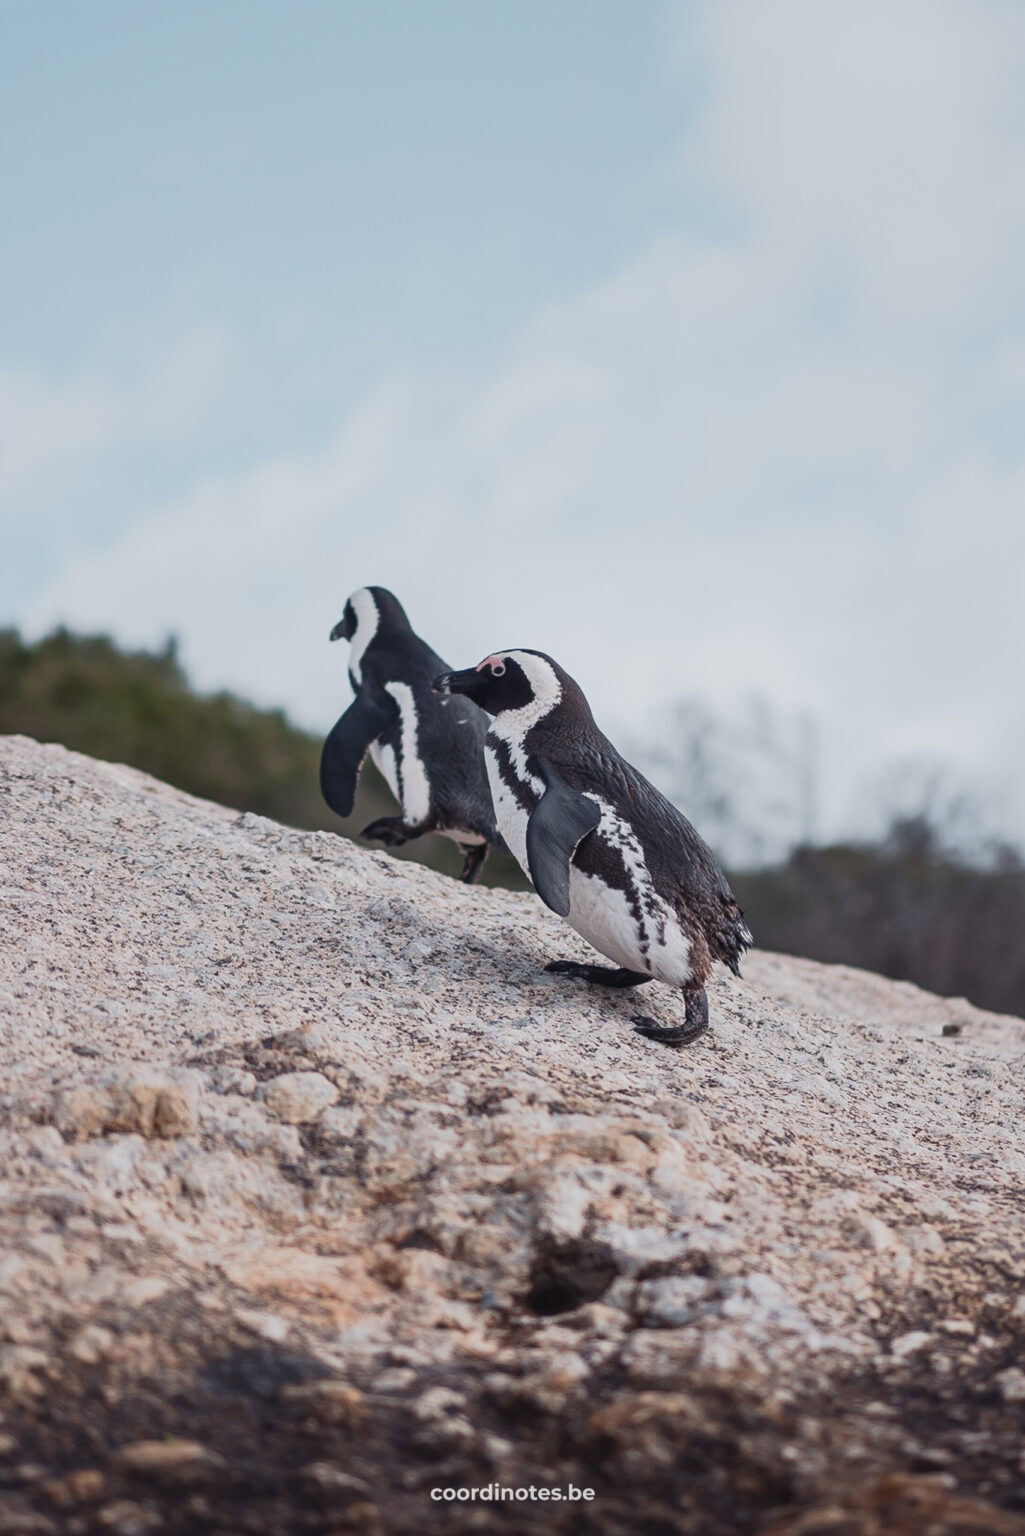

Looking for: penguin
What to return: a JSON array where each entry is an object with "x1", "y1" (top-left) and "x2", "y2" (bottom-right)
[
  {"x1": 433, "y1": 649, "x2": 751, "y2": 1044},
  {"x1": 321, "y1": 587, "x2": 500, "y2": 882}
]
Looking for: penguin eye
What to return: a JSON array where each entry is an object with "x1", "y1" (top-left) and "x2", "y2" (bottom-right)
[{"x1": 490, "y1": 662, "x2": 506, "y2": 677}]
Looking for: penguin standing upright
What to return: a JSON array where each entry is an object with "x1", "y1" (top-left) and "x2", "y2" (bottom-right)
[
  {"x1": 321, "y1": 587, "x2": 500, "y2": 882},
  {"x1": 434, "y1": 649, "x2": 751, "y2": 1042}
]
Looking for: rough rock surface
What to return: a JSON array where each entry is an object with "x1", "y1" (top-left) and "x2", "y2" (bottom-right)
[{"x1": 1, "y1": 733, "x2": 1024, "y2": 1535}]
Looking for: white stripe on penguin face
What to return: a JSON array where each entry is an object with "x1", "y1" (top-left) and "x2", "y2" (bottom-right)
[
  {"x1": 487, "y1": 651, "x2": 562, "y2": 794},
  {"x1": 346, "y1": 588, "x2": 380, "y2": 687}
]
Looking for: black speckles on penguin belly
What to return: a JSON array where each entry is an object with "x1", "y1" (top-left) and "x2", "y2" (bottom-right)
[
  {"x1": 573, "y1": 829, "x2": 653, "y2": 964},
  {"x1": 572, "y1": 832, "x2": 627, "y2": 896}
]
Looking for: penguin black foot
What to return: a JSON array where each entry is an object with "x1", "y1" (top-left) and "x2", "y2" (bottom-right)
[
  {"x1": 459, "y1": 843, "x2": 489, "y2": 884},
  {"x1": 361, "y1": 816, "x2": 417, "y2": 848},
  {"x1": 546, "y1": 960, "x2": 652, "y2": 989},
  {"x1": 633, "y1": 987, "x2": 709, "y2": 1048}
]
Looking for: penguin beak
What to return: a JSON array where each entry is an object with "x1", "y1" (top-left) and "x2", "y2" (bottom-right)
[
  {"x1": 329, "y1": 617, "x2": 349, "y2": 642},
  {"x1": 432, "y1": 667, "x2": 480, "y2": 698}
]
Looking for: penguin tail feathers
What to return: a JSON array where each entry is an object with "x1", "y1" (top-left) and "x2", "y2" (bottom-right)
[{"x1": 717, "y1": 901, "x2": 753, "y2": 977}]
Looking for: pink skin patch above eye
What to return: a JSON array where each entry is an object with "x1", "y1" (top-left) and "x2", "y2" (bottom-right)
[{"x1": 476, "y1": 654, "x2": 506, "y2": 672}]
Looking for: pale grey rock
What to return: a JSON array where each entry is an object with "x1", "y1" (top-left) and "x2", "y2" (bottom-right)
[
  {"x1": 891, "y1": 1329, "x2": 935, "y2": 1359},
  {"x1": 234, "y1": 1308, "x2": 290, "y2": 1343},
  {"x1": 258, "y1": 1071, "x2": 339, "y2": 1124},
  {"x1": 299, "y1": 1463, "x2": 370, "y2": 1493},
  {"x1": 1, "y1": 734, "x2": 1025, "y2": 1519},
  {"x1": 121, "y1": 1277, "x2": 171, "y2": 1308},
  {"x1": 316, "y1": 1105, "x2": 364, "y2": 1143},
  {"x1": 95, "y1": 1498, "x2": 161, "y2": 1533},
  {"x1": 995, "y1": 1366, "x2": 1025, "y2": 1401},
  {"x1": 207, "y1": 1066, "x2": 257, "y2": 1097},
  {"x1": 412, "y1": 1385, "x2": 465, "y2": 1421},
  {"x1": 371, "y1": 1367, "x2": 417, "y2": 1394},
  {"x1": 68, "y1": 1325, "x2": 115, "y2": 1364},
  {"x1": 598, "y1": 1224, "x2": 690, "y2": 1276},
  {"x1": 24, "y1": 1233, "x2": 65, "y2": 1267},
  {"x1": 73, "y1": 1135, "x2": 147, "y2": 1196},
  {"x1": 0, "y1": 1344, "x2": 50, "y2": 1395},
  {"x1": 201, "y1": 1097, "x2": 304, "y2": 1160},
  {"x1": 636, "y1": 1274, "x2": 711, "y2": 1327}
]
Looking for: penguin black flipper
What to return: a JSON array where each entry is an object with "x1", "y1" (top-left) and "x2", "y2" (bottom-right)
[
  {"x1": 320, "y1": 692, "x2": 395, "y2": 819},
  {"x1": 525, "y1": 762, "x2": 601, "y2": 918}
]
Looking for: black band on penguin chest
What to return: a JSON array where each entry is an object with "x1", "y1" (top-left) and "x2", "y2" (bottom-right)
[{"x1": 489, "y1": 735, "x2": 540, "y2": 814}]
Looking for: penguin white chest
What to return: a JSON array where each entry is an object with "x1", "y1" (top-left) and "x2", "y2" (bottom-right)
[
  {"x1": 485, "y1": 738, "x2": 693, "y2": 987},
  {"x1": 565, "y1": 803, "x2": 693, "y2": 986},
  {"x1": 484, "y1": 744, "x2": 532, "y2": 868},
  {"x1": 565, "y1": 865, "x2": 652, "y2": 973},
  {"x1": 369, "y1": 739, "x2": 400, "y2": 801}
]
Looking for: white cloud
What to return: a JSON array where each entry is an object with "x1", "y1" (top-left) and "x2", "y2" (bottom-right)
[
  {"x1": 20, "y1": 0, "x2": 1025, "y2": 844},
  {"x1": 0, "y1": 329, "x2": 231, "y2": 505},
  {"x1": 681, "y1": 0, "x2": 1025, "y2": 320}
]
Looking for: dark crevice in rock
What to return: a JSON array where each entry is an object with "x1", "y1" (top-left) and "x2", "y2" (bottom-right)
[{"x1": 525, "y1": 1237, "x2": 620, "y2": 1316}]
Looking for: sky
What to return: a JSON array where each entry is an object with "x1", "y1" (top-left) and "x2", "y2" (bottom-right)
[{"x1": 3, "y1": 0, "x2": 1025, "y2": 852}]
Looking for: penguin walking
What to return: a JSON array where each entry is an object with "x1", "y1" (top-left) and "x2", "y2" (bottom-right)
[
  {"x1": 433, "y1": 649, "x2": 751, "y2": 1043},
  {"x1": 321, "y1": 587, "x2": 500, "y2": 882}
]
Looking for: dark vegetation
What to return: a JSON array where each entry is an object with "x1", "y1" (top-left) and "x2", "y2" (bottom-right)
[
  {"x1": 643, "y1": 697, "x2": 1025, "y2": 1018},
  {"x1": 2, "y1": 627, "x2": 1021, "y2": 1015},
  {"x1": 0, "y1": 626, "x2": 521, "y2": 886},
  {"x1": 0, "y1": 627, "x2": 329, "y2": 831},
  {"x1": 735, "y1": 821, "x2": 1025, "y2": 1017}
]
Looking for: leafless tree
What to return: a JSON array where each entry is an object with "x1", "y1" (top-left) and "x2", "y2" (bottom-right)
[{"x1": 632, "y1": 695, "x2": 819, "y2": 867}]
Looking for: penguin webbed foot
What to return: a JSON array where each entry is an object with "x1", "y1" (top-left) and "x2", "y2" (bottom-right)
[
  {"x1": 361, "y1": 816, "x2": 416, "y2": 848},
  {"x1": 633, "y1": 987, "x2": 709, "y2": 1049},
  {"x1": 459, "y1": 844, "x2": 489, "y2": 884},
  {"x1": 632, "y1": 1017, "x2": 705, "y2": 1047},
  {"x1": 546, "y1": 960, "x2": 652, "y2": 989}
]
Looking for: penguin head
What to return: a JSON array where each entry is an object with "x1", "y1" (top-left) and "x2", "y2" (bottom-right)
[
  {"x1": 330, "y1": 586, "x2": 411, "y2": 645},
  {"x1": 330, "y1": 587, "x2": 414, "y2": 688},
  {"x1": 433, "y1": 649, "x2": 564, "y2": 719},
  {"x1": 329, "y1": 597, "x2": 358, "y2": 643}
]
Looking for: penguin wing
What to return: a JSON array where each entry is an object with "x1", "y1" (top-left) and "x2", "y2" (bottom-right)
[
  {"x1": 320, "y1": 691, "x2": 396, "y2": 818},
  {"x1": 526, "y1": 762, "x2": 602, "y2": 918}
]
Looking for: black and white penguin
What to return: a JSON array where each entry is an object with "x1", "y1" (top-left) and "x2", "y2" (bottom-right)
[
  {"x1": 433, "y1": 649, "x2": 751, "y2": 1043},
  {"x1": 321, "y1": 587, "x2": 500, "y2": 882}
]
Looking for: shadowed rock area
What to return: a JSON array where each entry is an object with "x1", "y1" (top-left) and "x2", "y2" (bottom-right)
[{"x1": 2, "y1": 733, "x2": 1025, "y2": 1535}]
